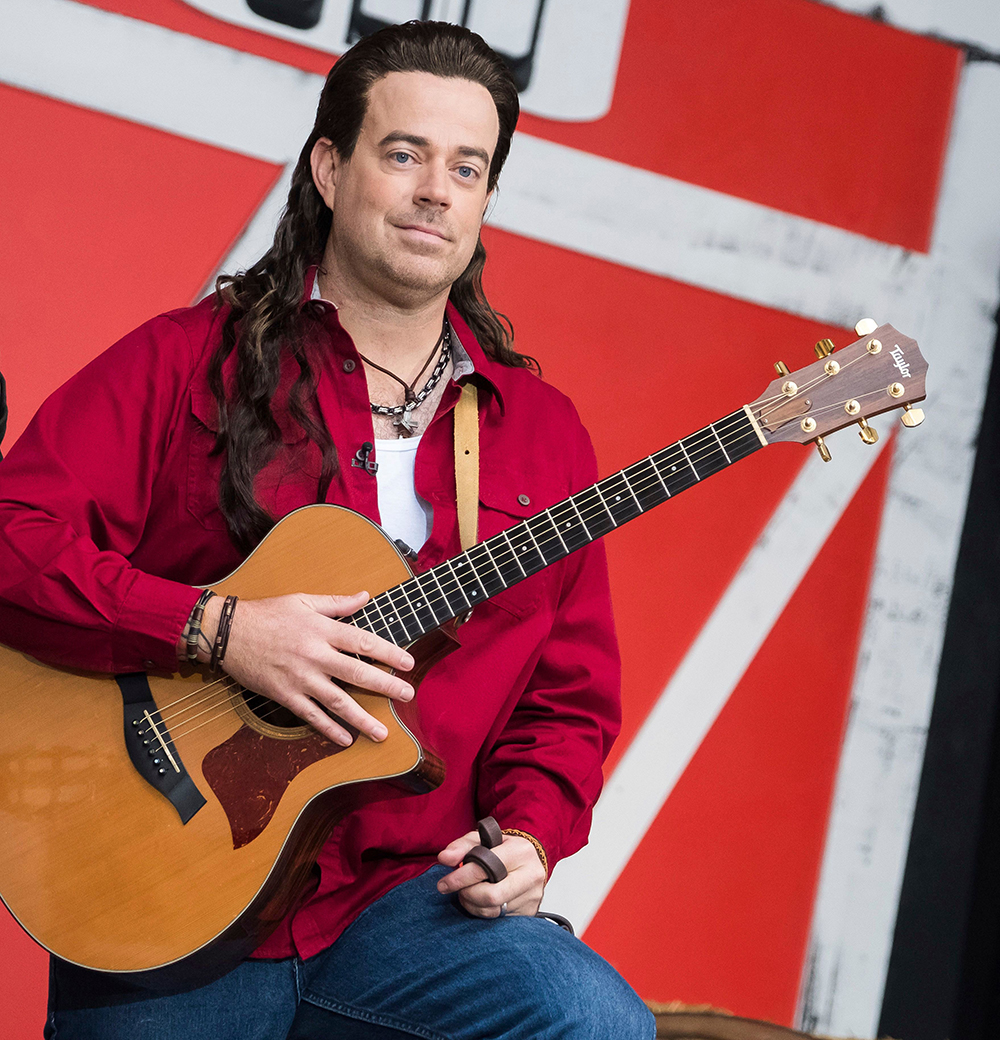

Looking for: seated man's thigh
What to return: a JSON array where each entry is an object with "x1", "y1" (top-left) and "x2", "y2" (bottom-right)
[{"x1": 295, "y1": 866, "x2": 654, "y2": 1040}]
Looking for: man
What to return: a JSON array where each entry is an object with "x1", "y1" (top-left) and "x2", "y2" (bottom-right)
[{"x1": 0, "y1": 21, "x2": 654, "y2": 1039}]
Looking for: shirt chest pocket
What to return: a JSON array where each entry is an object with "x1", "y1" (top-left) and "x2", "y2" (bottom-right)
[
  {"x1": 474, "y1": 473, "x2": 561, "y2": 620},
  {"x1": 186, "y1": 389, "x2": 317, "y2": 532}
]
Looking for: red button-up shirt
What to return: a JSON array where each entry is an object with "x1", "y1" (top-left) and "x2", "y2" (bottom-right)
[{"x1": 0, "y1": 283, "x2": 620, "y2": 958}]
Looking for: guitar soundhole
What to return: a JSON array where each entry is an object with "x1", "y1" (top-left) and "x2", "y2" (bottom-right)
[
  {"x1": 242, "y1": 691, "x2": 302, "y2": 729},
  {"x1": 232, "y1": 688, "x2": 358, "y2": 743},
  {"x1": 232, "y1": 688, "x2": 312, "y2": 739}
]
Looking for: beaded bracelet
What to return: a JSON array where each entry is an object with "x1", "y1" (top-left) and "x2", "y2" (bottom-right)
[
  {"x1": 502, "y1": 828, "x2": 549, "y2": 878},
  {"x1": 210, "y1": 595, "x2": 239, "y2": 672},
  {"x1": 182, "y1": 589, "x2": 216, "y2": 664}
]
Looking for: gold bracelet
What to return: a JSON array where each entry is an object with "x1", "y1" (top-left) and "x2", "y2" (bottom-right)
[{"x1": 502, "y1": 828, "x2": 548, "y2": 877}]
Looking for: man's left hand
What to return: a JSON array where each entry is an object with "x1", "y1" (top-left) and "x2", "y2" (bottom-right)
[{"x1": 436, "y1": 832, "x2": 545, "y2": 918}]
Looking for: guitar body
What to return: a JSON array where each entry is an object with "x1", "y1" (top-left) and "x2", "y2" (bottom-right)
[{"x1": 0, "y1": 504, "x2": 449, "y2": 986}]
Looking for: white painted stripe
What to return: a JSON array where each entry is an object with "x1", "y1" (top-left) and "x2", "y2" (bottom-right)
[
  {"x1": 0, "y1": 0, "x2": 936, "y2": 333},
  {"x1": 0, "y1": 0, "x2": 321, "y2": 162},
  {"x1": 544, "y1": 431, "x2": 885, "y2": 932},
  {"x1": 798, "y1": 62, "x2": 1000, "y2": 1036}
]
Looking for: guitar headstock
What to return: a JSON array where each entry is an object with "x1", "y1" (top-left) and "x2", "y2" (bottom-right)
[{"x1": 747, "y1": 320, "x2": 927, "y2": 458}]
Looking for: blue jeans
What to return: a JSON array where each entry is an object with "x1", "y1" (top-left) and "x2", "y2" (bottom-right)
[{"x1": 46, "y1": 866, "x2": 655, "y2": 1039}]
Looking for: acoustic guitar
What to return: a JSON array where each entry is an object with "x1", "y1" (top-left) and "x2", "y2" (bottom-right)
[{"x1": 0, "y1": 322, "x2": 927, "y2": 987}]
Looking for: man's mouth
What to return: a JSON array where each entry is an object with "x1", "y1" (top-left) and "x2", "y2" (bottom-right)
[{"x1": 396, "y1": 223, "x2": 449, "y2": 241}]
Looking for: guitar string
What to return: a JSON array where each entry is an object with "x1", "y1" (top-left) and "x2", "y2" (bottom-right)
[{"x1": 146, "y1": 351, "x2": 895, "y2": 737}]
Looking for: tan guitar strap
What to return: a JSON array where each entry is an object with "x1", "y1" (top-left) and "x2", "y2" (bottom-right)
[{"x1": 454, "y1": 382, "x2": 479, "y2": 551}]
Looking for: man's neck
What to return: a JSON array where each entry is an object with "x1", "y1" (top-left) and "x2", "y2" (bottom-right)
[{"x1": 316, "y1": 262, "x2": 450, "y2": 375}]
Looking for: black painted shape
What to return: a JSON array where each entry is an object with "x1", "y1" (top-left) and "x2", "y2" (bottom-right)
[{"x1": 116, "y1": 673, "x2": 206, "y2": 825}]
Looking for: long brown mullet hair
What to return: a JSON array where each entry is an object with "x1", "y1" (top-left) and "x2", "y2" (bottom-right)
[{"x1": 210, "y1": 20, "x2": 531, "y2": 553}]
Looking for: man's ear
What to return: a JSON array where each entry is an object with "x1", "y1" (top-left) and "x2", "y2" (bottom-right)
[
  {"x1": 310, "y1": 137, "x2": 340, "y2": 209},
  {"x1": 482, "y1": 188, "x2": 494, "y2": 223}
]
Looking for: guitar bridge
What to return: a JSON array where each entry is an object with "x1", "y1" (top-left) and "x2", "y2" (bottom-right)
[{"x1": 117, "y1": 673, "x2": 206, "y2": 824}]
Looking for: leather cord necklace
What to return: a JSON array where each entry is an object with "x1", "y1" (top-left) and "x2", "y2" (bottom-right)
[{"x1": 360, "y1": 320, "x2": 451, "y2": 436}]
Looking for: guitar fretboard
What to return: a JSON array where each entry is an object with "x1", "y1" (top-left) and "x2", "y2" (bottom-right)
[{"x1": 350, "y1": 408, "x2": 763, "y2": 645}]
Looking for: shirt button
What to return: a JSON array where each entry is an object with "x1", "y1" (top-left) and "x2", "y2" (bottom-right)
[
  {"x1": 342, "y1": 359, "x2": 356, "y2": 373},
  {"x1": 517, "y1": 494, "x2": 530, "y2": 506}
]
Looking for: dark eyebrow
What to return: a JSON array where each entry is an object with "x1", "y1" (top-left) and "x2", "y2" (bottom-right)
[{"x1": 378, "y1": 132, "x2": 490, "y2": 168}]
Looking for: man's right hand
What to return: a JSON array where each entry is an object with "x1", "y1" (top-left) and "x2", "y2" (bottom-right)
[{"x1": 198, "y1": 591, "x2": 415, "y2": 746}]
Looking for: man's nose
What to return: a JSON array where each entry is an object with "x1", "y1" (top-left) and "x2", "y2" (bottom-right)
[{"x1": 414, "y1": 162, "x2": 451, "y2": 208}]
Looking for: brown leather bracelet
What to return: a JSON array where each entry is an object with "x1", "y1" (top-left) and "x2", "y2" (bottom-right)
[{"x1": 502, "y1": 828, "x2": 549, "y2": 877}]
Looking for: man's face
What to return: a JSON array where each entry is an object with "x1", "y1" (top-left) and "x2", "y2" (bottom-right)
[{"x1": 314, "y1": 71, "x2": 500, "y2": 305}]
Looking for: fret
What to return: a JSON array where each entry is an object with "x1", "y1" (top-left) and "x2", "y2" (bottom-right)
[
  {"x1": 486, "y1": 536, "x2": 525, "y2": 586},
  {"x1": 420, "y1": 567, "x2": 455, "y2": 623},
  {"x1": 402, "y1": 576, "x2": 439, "y2": 633},
  {"x1": 625, "y1": 457, "x2": 669, "y2": 512},
  {"x1": 710, "y1": 423, "x2": 732, "y2": 464},
  {"x1": 383, "y1": 585, "x2": 413, "y2": 635},
  {"x1": 573, "y1": 486, "x2": 615, "y2": 538},
  {"x1": 549, "y1": 498, "x2": 591, "y2": 553},
  {"x1": 451, "y1": 554, "x2": 490, "y2": 609},
  {"x1": 529, "y1": 512, "x2": 566, "y2": 565},
  {"x1": 360, "y1": 597, "x2": 397, "y2": 643},
  {"x1": 389, "y1": 582, "x2": 428, "y2": 640},
  {"x1": 677, "y1": 439, "x2": 700, "y2": 481},
  {"x1": 597, "y1": 471, "x2": 641, "y2": 526},
  {"x1": 656, "y1": 444, "x2": 700, "y2": 497},
  {"x1": 648, "y1": 454, "x2": 671, "y2": 499},
  {"x1": 621, "y1": 470, "x2": 643, "y2": 512},
  {"x1": 720, "y1": 411, "x2": 763, "y2": 464},
  {"x1": 370, "y1": 592, "x2": 410, "y2": 645},
  {"x1": 438, "y1": 560, "x2": 474, "y2": 615},
  {"x1": 684, "y1": 427, "x2": 729, "y2": 480},
  {"x1": 467, "y1": 543, "x2": 507, "y2": 598},
  {"x1": 546, "y1": 508, "x2": 570, "y2": 555},
  {"x1": 503, "y1": 522, "x2": 546, "y2": 573},
  {"x1": 524, "y1": 516, "x2": 554, "y2": 564}
]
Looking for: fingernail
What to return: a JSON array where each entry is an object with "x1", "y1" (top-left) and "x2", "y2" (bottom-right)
[
  {"x1": 373, "y1": 725, "x2": 388, "y2": 741},
  {"x1": 401, "y1": 685, "x2": 415, "y2": 700},
  {"x1": 336, "y1": 733, "x2": 353, "y2": 747},
  {"x1": 401, "y1": 654, "x2": 415, "y2": 670}
]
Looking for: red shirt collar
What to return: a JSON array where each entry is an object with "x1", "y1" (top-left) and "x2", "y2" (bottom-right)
[{"x1": 304, "y1": 264, "x2": 505, "y2": 413}]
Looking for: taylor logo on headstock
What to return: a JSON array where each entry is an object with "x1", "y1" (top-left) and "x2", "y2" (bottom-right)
[{"x1": 891, "y1": 345, "x2": 912, "y2": 378}]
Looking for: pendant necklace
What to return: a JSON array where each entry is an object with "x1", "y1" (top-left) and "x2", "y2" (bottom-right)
[{"x1": 359, "y1": 320, "x2": 451, "y2": 436}]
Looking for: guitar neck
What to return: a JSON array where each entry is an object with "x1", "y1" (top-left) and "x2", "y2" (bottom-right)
[{"x1": 351, "y1": 407, "x2": 765, "y2": 645}]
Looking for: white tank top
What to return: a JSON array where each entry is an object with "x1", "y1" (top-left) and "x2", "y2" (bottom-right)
[{"x1": 373, "y1": 436, "x2": 434, "y2": 554}]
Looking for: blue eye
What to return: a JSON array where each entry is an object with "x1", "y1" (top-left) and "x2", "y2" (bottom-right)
[
  {"x1": 457, "y1": 166, "x2": 474, "y2": 179},
  {"x1": 392, "y1": 152, "x2": 411, "y2": 164}
]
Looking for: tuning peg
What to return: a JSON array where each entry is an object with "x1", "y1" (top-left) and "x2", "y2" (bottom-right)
[
  {"x1": 774, "y1": 361, "x2": 790, "y2": 376},
  {"x1": 815, "y1": 436, "x2": 831, "y2": 462},
  {"x1": 857, "y1": 418, "x2": 879, "y2": 444},
  {"x1": 814, "y1": 338, "x2": 835, "y2": 359},
  {"x1": 900, "y1": 404, "x2": 925, "y2": 428},
  {"x1": 855, "y1": 318, "x2": 878, "y2": 336}
]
